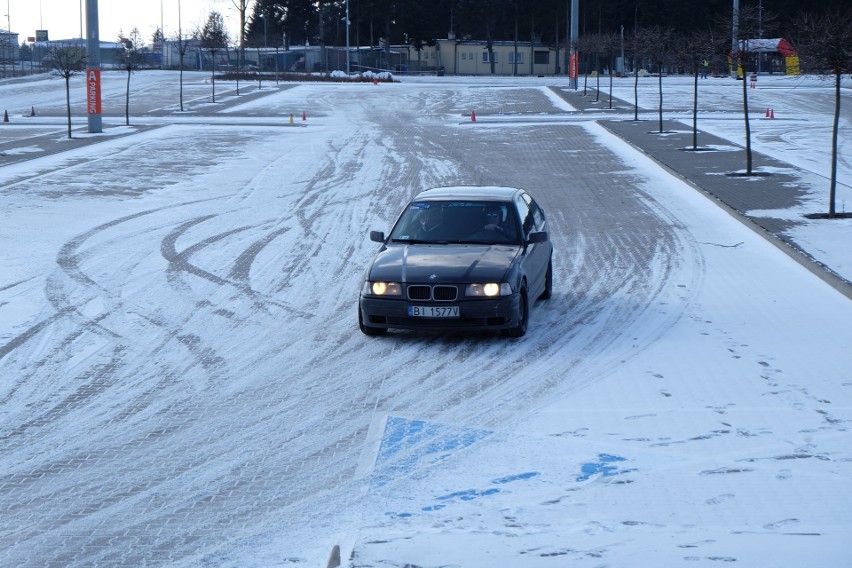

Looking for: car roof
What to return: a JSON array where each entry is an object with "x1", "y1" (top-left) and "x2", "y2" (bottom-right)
[{"x1": 412, "y1": 185, "x2": 524, "y2": 203}]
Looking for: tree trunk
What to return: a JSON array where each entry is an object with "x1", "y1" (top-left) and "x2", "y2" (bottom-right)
[
  {"x1": 125, "y1": 70, "x2": 131, "y2": 126},
  {"x1": 657, "y1": 70, "x2": 663, "y2": 133},
  {"x1": 594, "y1": 52, "x2": 600, "y2": 102},
  {"x1": 179, "y1": 56, "x2": 184, "y2": 112},
  {"x1": 830, "y1": 71, "x2": 840, "y2": 217},
  {"x1": 633, "y1": 60, "x2": 639, "y2": 121},
  {"x1": 211, "y1": 51, "x2": 216, "y2": 102},
  {"x1": 742, "y1": 56, "x2": 752, "y2": 175},
  {"x1": 65, "y1": 76, "x2": 72, "y2": 139},
  {"x1": 692, "y1": 68, "x2": 699, "y2": 150},
  {"x1": 608, "y1": 64, "x2": 613, "y2": 109}
]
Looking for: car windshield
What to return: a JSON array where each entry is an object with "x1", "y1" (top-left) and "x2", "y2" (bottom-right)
[{"x1": 389, "y1": 201, "x2": 519, "y2": 245}]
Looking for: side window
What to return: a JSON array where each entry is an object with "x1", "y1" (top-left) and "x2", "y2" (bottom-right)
[
  {"x1": 515, "y1": 195, "x2": 532, "y2": 236},
  {"x1": 530, "y1": 199, "x2": 546, "y2": 231}
]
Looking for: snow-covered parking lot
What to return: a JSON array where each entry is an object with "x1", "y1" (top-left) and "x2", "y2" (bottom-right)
[{"x1": 0, "y1": 71, "x2": 850, "y2": 567}]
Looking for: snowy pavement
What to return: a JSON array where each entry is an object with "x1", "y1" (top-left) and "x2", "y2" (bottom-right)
[{"x1": 0, "y1": 71, "x2": 849, "y2": 567}]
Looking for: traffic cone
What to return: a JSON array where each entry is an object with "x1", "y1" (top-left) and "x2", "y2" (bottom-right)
[
  {"x1": 470, "y1": 109, "x2": 476, "y2": 122},
  {"x1": 302, "y1": 111, "x2": 306, "y2": 121},
  {"x1": 3, "y1": 110, "x2": 7, "y2": 123},
  {"x1": 770, "y1": 108, "x2": 775, "y2": 119}
]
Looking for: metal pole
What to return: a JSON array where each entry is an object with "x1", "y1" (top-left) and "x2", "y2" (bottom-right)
[
  {"x1": 6, "y1": 0, "x2": 10, "y2": 76},
  {"x1": 569, "y1": 0, "x2": 578, "y2": 89},
  {"x1": 731, "y1": 0, "x2": 739, "y2": 77},
  {"x1": 86, "y1": 0, "x2": 102, "y2": 133},
  {"x1": 757, "y1": 0, "x2": 762, "y2": 73},
  {"x1": 345, "y1": 0, "x2": 350, "y2": 74}
]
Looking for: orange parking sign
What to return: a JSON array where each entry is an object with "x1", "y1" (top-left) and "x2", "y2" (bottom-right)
[
  {"x1": 86, "y1": 69, "x2": 101, "y2": 115},
  {"x1": 569, "y1": 52, "x2": 579, "y2": 79}
]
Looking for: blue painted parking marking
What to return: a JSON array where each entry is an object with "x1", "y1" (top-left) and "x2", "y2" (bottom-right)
[
  {"x1": 372, "y1": 416, "x2": 493, "y2": 487},
  {"x1": 577, "y1": 453, "x2": 636, "y2": 481}
]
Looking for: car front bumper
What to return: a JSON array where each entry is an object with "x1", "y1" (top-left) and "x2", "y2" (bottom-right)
[{"x1": 359, "y1": 294, "x2": 521, "y2": 332}]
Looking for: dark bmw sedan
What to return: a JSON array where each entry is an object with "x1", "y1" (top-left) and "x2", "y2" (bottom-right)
[{"x1": 358, "y1": 186, "x2": 553, "y2": 337}]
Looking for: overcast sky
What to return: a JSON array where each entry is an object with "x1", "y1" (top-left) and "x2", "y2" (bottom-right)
[{"x1": 10, "y1": 0, "x2": 241, "y2": 43}]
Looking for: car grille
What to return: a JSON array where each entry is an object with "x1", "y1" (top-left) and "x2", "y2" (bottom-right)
[{"x1": 407, "y1": 284, "x2": 458, "y2": 302}]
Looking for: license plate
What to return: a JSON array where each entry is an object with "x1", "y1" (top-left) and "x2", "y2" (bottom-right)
[{"x1": 408, "y1": 305, "x2": 460, "y2": 318}]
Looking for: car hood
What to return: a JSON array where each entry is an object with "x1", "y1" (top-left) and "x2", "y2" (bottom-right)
[{"x1": 368, "y1": 243, "x2": 518, "y2": 283}]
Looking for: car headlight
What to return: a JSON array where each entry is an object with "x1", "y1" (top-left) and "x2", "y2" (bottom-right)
[
  {"x1": 466, "y1": 282, "x2": 512, "y2": 297},
  {"x1": 364, "y1": 281, "x2": 402, "y2": 296}
]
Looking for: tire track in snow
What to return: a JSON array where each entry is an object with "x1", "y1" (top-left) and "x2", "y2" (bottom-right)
[
  {"x1": 348, "y1": 117, "x2": 704, "y2": 432},
  {"x1": 0, "y1": 84, "x2": 708, "y2": 567}
]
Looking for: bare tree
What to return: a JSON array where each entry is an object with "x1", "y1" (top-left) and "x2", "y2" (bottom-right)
[
  {"x1": 577, "y1": 33, "x2": 596, "y2": 97},
  {"x1": 628, "y1": 26, "x2": 654, "y2": 121},
  {"x1": 725, "y1": 5, "x2": 778, "y2": 175},
  {"x1": 171, "y1": 28, "x2": 196, "y2": 112},
  {"x1": 676, "y1": 28, "x2": 725, "y2": 150},
  {"x1": 44, "y1": 45, "x2": 86, "y2": 138},
  {"x1": 118, "y1": 28, "x2": 145, "y2": 126},
  {"x1": 229, "y1": 36, "x2": 241, "y2": 95},
  {"x1": 629, "y1": 31, "x2": 640, "y2": 120},
  {"x1": 592, "y1": 34, "x2": 604, "y2": 103},
  {"x1": 0, "y1": 31, "x2": 14, "y2": 78},
  {"x1": 791, "y1": 8, "x2": 852, "y2": 218},
  {"x1": 201, "y1": 11, "x2": 230, "y2": 102},
  {"x1": 641, "y1": 26, "x2": 675, "y2": 133},
  {"x1": 231, "y1": 0, "x2": 250, "y2": 69},
  {"x1": 583, "y1": 32, "x2": 618, "y2": 106},
  {"x1": 600, "y1": 32, "x2": 620, "y2": 110}
]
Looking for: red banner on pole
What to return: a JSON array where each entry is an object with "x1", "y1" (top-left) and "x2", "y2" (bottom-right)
[
  {"x1": 569, "y1": 52, "x2": 579, "y2": 79},
  {"x1": 86, "y1": 69, "x2": 102, "y2": 115}
]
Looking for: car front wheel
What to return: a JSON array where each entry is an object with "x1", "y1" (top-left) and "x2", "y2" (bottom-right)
[
  {"x1": 503, "y1": 288, "x2": 528, "y2": 338},
  {"x1": 359, "y1": 307, "x2": 387, "y2": 336},
  {"x1": 540, "y1": 258, "x2": 552, "y2": 300}
]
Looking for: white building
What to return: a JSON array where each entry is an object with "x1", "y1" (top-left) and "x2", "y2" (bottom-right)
[
  {"x1": 0, "y1": 29, "x2": 20, "y2": 60},
  {"x1": 402, "y1": 38, "x2": 565, "y2": 76}
]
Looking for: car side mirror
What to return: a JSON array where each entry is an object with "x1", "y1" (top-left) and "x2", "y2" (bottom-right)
[
  {"x1": 370, "y1": 230, "x2": 385, "y2": 243},
  {"x1": 527, "y1": 231, "x2": 548, "y2": 244}
]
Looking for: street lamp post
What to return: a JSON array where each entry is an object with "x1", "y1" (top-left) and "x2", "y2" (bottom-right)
[
  {"x1": 731, "y1": 0, "x2": 739, "y2": 77},
  {"x1": 160, "y1": 0, "x2": 165, "y2": 69},
  {"x1": 5, "y1": 0, "x2": 10, "y2": 76},
  {"x1": 569, "y1": 0, "x2": 578, "y2": 89},
  {"x1": 345, "y1": 0, "x2": 350, "y2": 74},
  {"x1": 757, "y1": 0, "x2": 763, "y2": 73},
  {"x1": 85, "y1": 0, "x2": 102, "y2": 133}
]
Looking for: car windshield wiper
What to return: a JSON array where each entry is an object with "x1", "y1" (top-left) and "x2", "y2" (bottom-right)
[{"x1": 391, "y1": 238, "x2": 447, "y2": 244}]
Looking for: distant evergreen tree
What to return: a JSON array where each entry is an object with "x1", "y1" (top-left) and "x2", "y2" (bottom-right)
[{"x1": 201, "y1": 11, "x2": 230, "y2": 102}]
